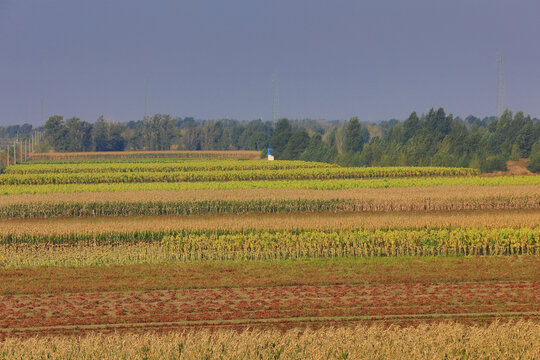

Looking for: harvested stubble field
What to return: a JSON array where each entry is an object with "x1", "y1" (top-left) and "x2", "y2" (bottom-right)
[
  {"x1": 0, "y1": 257, "x2": 538, "y2": 340},
  {"x1": 1, "y1": 153, "x2": 538, "y2": 356}
]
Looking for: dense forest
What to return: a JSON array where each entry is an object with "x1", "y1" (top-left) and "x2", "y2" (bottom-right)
[{"x1": 2, "y1": 107, "x2": 540, "y2": 172}]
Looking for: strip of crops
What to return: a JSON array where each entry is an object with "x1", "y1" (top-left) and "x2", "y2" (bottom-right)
[
  {"x1": 0, "y1": 228, "x2": 537, "y2": 267},
  {"x1": 1, "y1": 322, "x2": 537, "y2": 358},
  {"x1": 1, "y1": 210, "x2": 537, "y2": 235},
  {"x1": 0, "y1": 196, "x2": 537, "y2": 219},
  {"x1": 29, "y1": 150, "x2": 261, "y2": 160},
  {"x1": 0, "y1": 167, "x2": 480, "y2": 185},
  {"x1": 2, "y1": 257, "x2": 536, "y2": 294},
  {"x1": 0, "y1": 175, "x2": 537, "y2": 195},
  {"x1": 4, "y1": 160, "x2": 335, "y2": 174},
  {"x1": 26, "y1": 158, "x2": 213, "y2": 164},
  {"x1": 4, "y1": 185, "x2": 534, "y2": 206}
]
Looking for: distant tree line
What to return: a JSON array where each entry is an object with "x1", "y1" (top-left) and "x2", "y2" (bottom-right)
[
  {"x1": 32, "y1": 108, "x2": 540, "y2": 172},
  {"x1": 0, "y1": 124, "x2": 34, "y2": 140}
]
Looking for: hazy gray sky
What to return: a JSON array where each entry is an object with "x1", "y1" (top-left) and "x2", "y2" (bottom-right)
[{"x1": 1, "y1": 0, "x2": 539, "y2": 125}]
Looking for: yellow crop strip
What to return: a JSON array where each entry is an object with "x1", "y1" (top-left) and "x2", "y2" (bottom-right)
[
  {"x1": 0, "y1": 227, "x2": 538, "y2": 268},
  {"x1": 4, "y1": 160, "x2": 336, "y2": 174},
  {"x1": 1, "y1": 175, "x2": 536, "y2": 195},
  {"x1": 0, "y1": 166, "x2": 480, "y2": 185}
]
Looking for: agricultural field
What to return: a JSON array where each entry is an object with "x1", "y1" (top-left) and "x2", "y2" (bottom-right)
[{"x1": 0, "y1": 151, "x2": 538, "y2": 358}]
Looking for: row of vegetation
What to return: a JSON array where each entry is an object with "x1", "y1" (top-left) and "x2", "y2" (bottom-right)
[
  {"x1": 1, "y1": 175, "x2": 538, "y2": 195},
  {"x1": 0, "y1": 196, "x2": 536, "y2": 219},
  {"x1": 0, "y1": 166, "x2": 479, "y2": 185},
  {"x1": 4, "y1": 160, "x2": 334, "y2": 174},
  {"x1": 0, "y1": 227, "x2": 537, "y2": 268}
]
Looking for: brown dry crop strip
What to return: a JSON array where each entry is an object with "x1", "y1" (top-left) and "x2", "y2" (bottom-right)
[
  {"x1": 0, "y1": 185, "x2": 538, "y2": 219},
  {"x1": 0, "y1": 195, "x2": 537, "y2": 219},
  {"x1": 0, "y1": 322, "x2": 538, "y2": 359},
  {"x1": 0, "y1": 210, "x2": 537, "y2": 235},
  {"x1": 29, "y1": 150, "x2": 262, "y2": 160},
  {"x1": 1, "y1": 185, "x2": 537, "y2": 205}
]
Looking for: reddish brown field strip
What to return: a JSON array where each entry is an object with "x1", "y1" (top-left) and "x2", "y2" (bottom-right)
[
  {"x1": 1, "y1": 281, "x2": 537, "y2": 339},
  {"x1": 0, "y1": 257, "x2": 538, "y2": 338}
]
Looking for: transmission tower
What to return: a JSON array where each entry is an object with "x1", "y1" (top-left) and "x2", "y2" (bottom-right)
[
  {"x1": 496, "y1": 50, "x2": 505, "y2": 117},
  {"x1": 145, "y1": 78, "x2": 150, "y2": 119},
  {"x1": 41, "y1": 93, "x2": 45, "y2": 123},
  {"x1": 272, "y1": 73, "x2": 279, "y2": 122}
]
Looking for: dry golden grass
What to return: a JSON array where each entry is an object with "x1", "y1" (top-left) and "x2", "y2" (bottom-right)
[
  {"x1": 1, "y1": 322, "x2": 538, "y2": 359},
  {"x1": 0, "y1": 185, "x2": 537, "y2": 205},
  {"x1": 0, "y1": 210, "x2": 537, "y2": 235}
]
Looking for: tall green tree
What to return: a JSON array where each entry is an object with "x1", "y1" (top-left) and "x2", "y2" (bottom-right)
[
  {"x1": 343, "y1": 117, "x2": 364, "y2": 153},
  {"x1": 44, "y1": 115, "x2": 68, "y2": 151},
  {"x1": 268, "y1": 118, "x2": 292, "y2": 158},
  {"x1": 403, "y1": 111, "x2": 419, "y2": 143},
  {"x1": 527, "y1": 140, "x2": 540, "y2": 173},
  {"x1": 281, "y1": 130, "x2": 310, "y2": 159},
  {"x1": 65, "y1": 117, "x2": 92, "y2": 151}
]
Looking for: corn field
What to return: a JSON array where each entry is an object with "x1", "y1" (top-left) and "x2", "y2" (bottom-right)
[
  {"x1": 0, "y1": 195, "x2": 537, "y2": 219},
  {"x1": 1, "y1": 175, "x2": 537, "y2": 195},
  {"x1": 0, "y1": 227, "x2": 537, "y2": 267},
  {"x1": 0, "y1": 154, "x2": 537, "y2": 349},
  {"x1": 4, "y1": 160, "x2": 336, "y2": 174},
  {"x1": 0, "y1": 166, "x2": 479, "y2": 185}
]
